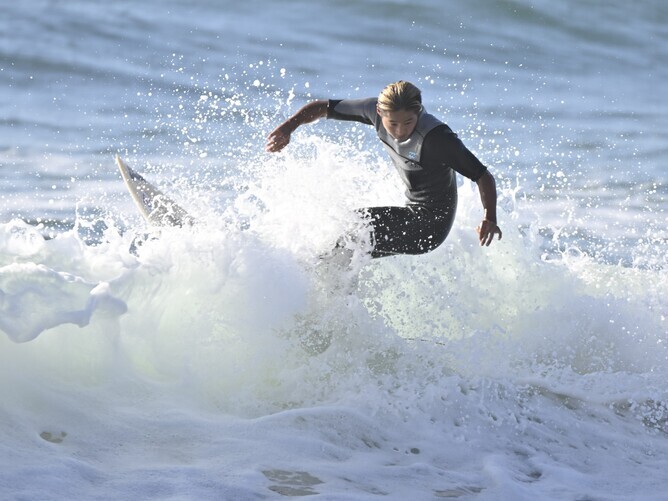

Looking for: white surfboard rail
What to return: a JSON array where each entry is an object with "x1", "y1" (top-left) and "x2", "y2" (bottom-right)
[{"x1": 115, "y1": 155, "x2": 193, "y2": 227}]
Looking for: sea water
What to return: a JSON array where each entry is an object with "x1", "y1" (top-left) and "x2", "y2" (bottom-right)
[{"x1": 1, "y1": 0, "x2": 667, "y2": 499}]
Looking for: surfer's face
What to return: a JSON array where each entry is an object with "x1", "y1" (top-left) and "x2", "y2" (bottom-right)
[{"x1": 378, "y1": 108, "x2": 419, "y2": 142}]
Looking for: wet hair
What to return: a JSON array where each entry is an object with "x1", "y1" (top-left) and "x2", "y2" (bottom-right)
[{"x1": 377, "y1": 81, "x2": 422, "y2": 114}]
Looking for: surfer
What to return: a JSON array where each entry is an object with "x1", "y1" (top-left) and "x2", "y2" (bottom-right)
[{"x1": 265, "y1": 81, "x2": 502, "y2": 257}]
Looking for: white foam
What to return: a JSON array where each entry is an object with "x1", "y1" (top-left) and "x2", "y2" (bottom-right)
[{"x1": 1, "y1": 140, "x2": 667, "y2": 500}]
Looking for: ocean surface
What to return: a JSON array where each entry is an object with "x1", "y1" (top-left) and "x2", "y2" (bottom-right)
[{"x1": 1, "y1": 0, "x2": 667, "y2": 499}]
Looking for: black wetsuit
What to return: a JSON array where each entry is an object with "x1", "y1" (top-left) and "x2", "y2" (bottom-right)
[{"x1": 327, "y1": 98, "x2": 487, "y2": 258}]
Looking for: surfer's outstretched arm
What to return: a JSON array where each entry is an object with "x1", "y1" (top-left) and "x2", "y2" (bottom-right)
[
  {"x1": 475, "y1": 170, "x2": 503, "y2": 246},
  {"x1": 265, "y1": 100, "x2": 328, "y2": 153}
]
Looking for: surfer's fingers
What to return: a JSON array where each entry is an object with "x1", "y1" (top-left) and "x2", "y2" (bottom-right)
[
  {"x1": 265, "y1": 135, "x2": 286, "y2": 152},
  {"x1": 483, "y1": 226, "x2": 502, "y2": 246},
  {"x1": 267, "y1": 140, "x2": 288, "y2": 153},
  {"x1": 483, "y1": 232, "x2": 494, "y2": 246},
  {"x1": 477, "y1": 227, "x2": 490, "y2": 246},
  {"x1": 266, "y1": 129, "x2": 291, "y2": 152},
  {"x1": 484, "y1": 226, "x2": 502, "y2": 246},
  {"x1": 476, "y1": 221, "x2": 501, "y2": 246}
]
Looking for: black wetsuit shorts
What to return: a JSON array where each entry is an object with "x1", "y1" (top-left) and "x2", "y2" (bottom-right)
[{"x1": 360, "y1": 201, "x2": 456, "y2": 258}]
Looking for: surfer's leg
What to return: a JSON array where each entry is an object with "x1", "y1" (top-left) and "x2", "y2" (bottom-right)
[{"x1": 360, "y1": 204, "x2": 456, "y2": 258}]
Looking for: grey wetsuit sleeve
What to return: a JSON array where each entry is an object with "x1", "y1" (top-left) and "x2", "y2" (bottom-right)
[
  {"x1": 421, "y1": 125, "x2": 488, "y2": 182},
  {"x1": 327, "y1": 98, "x2": 377, "y2": 125}
]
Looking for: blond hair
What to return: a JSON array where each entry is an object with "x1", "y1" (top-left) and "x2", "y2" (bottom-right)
[{"x1": 377, "y1": 81, "x2": 422, "y2": 114}]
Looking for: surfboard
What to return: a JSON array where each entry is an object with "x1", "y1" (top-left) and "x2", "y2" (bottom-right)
[{"x1": 115, "y1": 155, "x2": 193, "y2": 227}]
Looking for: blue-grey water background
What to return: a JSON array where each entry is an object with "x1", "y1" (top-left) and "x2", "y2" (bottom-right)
[
  {"x1": 1, "y1": 1, "x2": 667, "y2": 499},
  {"x1": 3, "y1": 0, "x2": 666, "y2": 251}
]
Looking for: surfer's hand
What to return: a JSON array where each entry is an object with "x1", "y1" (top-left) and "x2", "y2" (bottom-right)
[
  {"x1": 476, "y1": 219, "x2": 502, "y2": 246},
  {"x1": 265, "y1": 124, "x2": 292, "y2": 153},
  {"x1": 265, "y1": 101, "x2": 328, "y2": 153}
]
